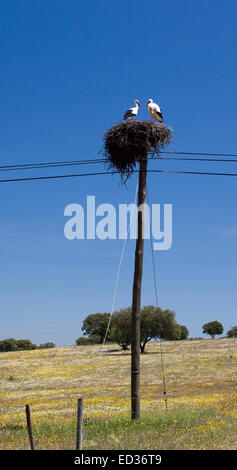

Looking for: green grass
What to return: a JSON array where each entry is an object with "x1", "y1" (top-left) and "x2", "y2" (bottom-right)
[{"x1": 1, "y1": 405, "x2": 236, "y2": 450}]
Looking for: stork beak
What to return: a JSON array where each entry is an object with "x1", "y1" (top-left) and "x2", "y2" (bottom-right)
[
  {"x1": 146, "y1": 103, "x2": 148, "y2": 108},
  {"x1": 138, "y1": 102, "x2": 142, "y2": 107}
]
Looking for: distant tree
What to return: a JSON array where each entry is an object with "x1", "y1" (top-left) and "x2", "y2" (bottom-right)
[
  {"x1": 202, "y1": 321, "x2": 224, "y2": 339},
  {"x1": 227, "y1": 326, "x2": 237, "y2": 338},
  {"x1": 75, "y1": 336, "x2": 100, "y2": 346},
  {"x1": 110, "y1": 308, "x2": 132, "y2": 350},
  {"x1": 81, "y1": 313, "x2": 111, "y2": 344},
  {"x1": 156, "y1": 310, "x2": 182, "y2": 342},
  {"x1": 38, "y1": 342, "x2": 55, "y2": 349},
  {"x1": 81, "y1": 307, "x2": 189, "y2": 352},
  {"x1": 16, "y1": 339, "x2": 37, "y2": 350},
  {"x1": 140, "y1": 306, "x2": 184, "y2": 351},
  {"x1": 110, "y1": 306, "x2": 187, "y2": 353},
  {"x1": 140, "y1": 306, "x2": 158, "y2": 353},
  {"x1": 179, "y1": 325, "x2": 189, "y2": 340},
  {"x1": 0, "y1": 338, "x2": 18, "y2": 352}
]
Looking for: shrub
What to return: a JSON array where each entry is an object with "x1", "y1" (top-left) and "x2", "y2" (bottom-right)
[
  {"x1": 0, "y1": 338, "x2": 18, "y2": 352},
  {"x1": 38, "y1": 342, "x2": 56, "y2": 349},
  {"x1": 16, "y1": 339, "x2": 37, "y2": 350},
  {"x1": 0, "y1": 338, "x2": 37, "y2": 352},
  {"x1": 76, "y1": 336, "x2": 100, "y2": 346}
]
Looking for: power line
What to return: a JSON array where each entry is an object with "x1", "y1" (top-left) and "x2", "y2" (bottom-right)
[
  {"x1": 160, "y1": 150, "x2": 237, "y2": 158},
  {"x1": 0, "y1": 170, "x2": 115, "y2": 183},
  {"x1": 148, "y1": 169, "x2": 237, "y2": 177},
  {"x1": 1, "y1": 154, "x2": 237, "y2": 174},
  {"x1": 0, "y1": 158, "x2": 103, "y2": 169},
  {"x1": 0, "y1": 159, "x2": 105, "y2": 172},
  {"x1": 159, "y1": 157, "x2": 237, "y2": 163},
  {"x1": 0, "y1": 168, "x2": 237, "y2": 184}
]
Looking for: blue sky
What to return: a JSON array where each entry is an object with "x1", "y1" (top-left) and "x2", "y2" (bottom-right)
[{"x1": 0, "y1": 0, "x2": 237, "y2": 346}]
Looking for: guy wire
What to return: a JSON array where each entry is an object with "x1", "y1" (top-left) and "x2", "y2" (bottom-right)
[{"x1": 146, "y1": 187, "x2": 168, "y2": 410}]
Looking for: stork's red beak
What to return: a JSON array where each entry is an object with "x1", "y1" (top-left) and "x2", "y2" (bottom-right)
[
  {"x1": 146, "y1": 103, "x2": 148, "y2": 108},
  {"x1": 138, "y1": 102, "x2": 142, "y2": 107}
]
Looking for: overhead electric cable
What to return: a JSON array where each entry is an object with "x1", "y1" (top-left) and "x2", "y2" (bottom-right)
[
  {"x1": 160, "y1": 150, "x2": 237, "y2": 158},
  {"x1": 0, "y1": 159, "x2": 105, "y2": 172},
  {"x1": 158, "y1": 157, "x2": 237, "y2": 163},
  {"x1": 1, "y1": 156, "x2": 237, "y2": 174},
  {"x1": 148, "y1": 169, "x2": 237, "y2": 177},
  {"x1": 2, "y1": 150, "x2": 237, "y2": 174},
  {"x1": 1, "y1": 168, "x2": 237, "y2": 184},
  {"x1": 2, "y1": 150, "x2": 237, "y2": 173}
]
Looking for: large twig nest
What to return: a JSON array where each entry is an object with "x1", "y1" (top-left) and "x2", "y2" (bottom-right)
[{"x1": 103, "y1": 120, "x2": 172, "y2": 181}]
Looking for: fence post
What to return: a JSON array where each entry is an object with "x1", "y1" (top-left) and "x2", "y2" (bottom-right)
[
  {"x1": 25, "y1": 404, "x2": 35, "y2": 450},
  {"x1": 76, "y1": 397, "x2": 83, "y2": 450}
]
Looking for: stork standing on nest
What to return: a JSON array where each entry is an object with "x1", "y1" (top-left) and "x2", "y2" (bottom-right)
[
  {"x1": 123, "y1": 99, "x2": 142, "y2": 121},
  {"x1": 146, "y1": 99, "x2": 163, "y2": 123}
]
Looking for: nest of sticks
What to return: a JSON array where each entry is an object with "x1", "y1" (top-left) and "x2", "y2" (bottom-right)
[{"x1": 102, "y1": 120, "x2": 172, "y2": 181}]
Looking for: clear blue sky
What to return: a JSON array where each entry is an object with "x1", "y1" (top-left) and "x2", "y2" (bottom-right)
[{"x1": 0, "y1": 0, "x2": 237, "y2": 346}]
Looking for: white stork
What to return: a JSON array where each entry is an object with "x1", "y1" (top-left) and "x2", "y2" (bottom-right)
[
  {"x1": 123, "y1": 99, "x2": 142, "y2": 120},
  {"x1": 146, "y1": 99, "x2": 163, "y2": 123}
]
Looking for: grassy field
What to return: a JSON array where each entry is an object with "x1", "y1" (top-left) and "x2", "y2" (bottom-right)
[{"x1": 0, "y1": 337, "x2": 236, "y2": 450}]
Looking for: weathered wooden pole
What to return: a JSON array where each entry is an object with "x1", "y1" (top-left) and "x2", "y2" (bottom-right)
[
  {"x1": 76, "y1": 397, "x2": 83, "y2": 450},
  {"x1": 131, "y1": 157, "x2": 148, "y2": 420},
  {"x1": 25, "y1": 404, "x2": 35, "y2": 450}
]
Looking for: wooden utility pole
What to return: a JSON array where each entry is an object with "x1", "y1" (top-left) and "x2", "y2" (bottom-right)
[{"x1": 131, "y1": 157, "x2": 148, "y2": 420}]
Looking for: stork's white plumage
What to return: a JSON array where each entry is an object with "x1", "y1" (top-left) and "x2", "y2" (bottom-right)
[
  {"x1": 146, "y1": 99, "x2": 163, "y2": 123},
  {"x1": 123, "y1": 99, "x2": 142, "y2": 120}
]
